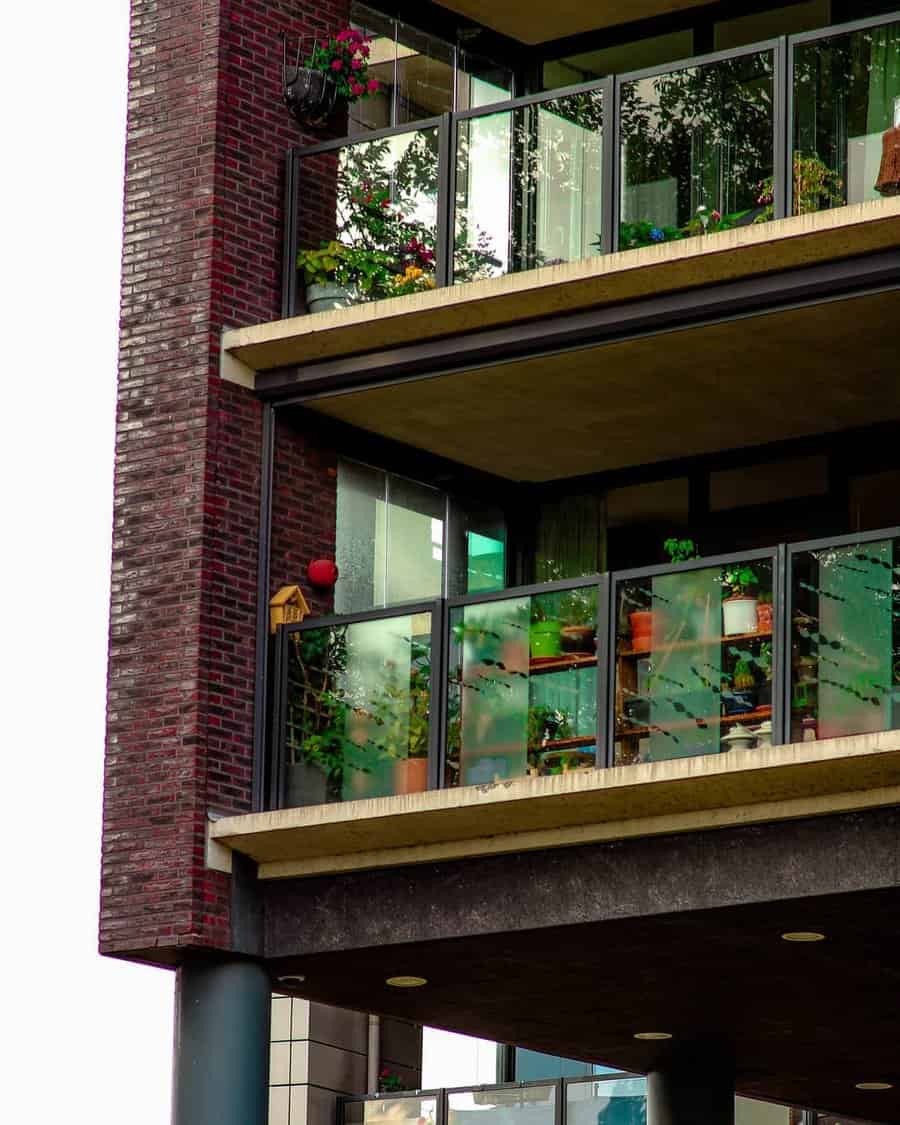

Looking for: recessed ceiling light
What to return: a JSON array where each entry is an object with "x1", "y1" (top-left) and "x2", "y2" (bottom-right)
[
  {"x1": 855, "y1": 1083, "x2": 893, "y2": 1091},
  {"x1": 633, "y1": 1032, "x2": 673, "y2": 1041},
  {"x1": 385, "y1": 975, "x2": 428, "y2": 988},
  {"x1": 781, "y1": 931, "x2": 826, "y2": 943},
  {"x1": 277, "y1": 974, "x2": 306, "y2": 987}
]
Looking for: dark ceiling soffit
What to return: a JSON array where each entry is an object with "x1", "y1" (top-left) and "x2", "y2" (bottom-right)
[{"x1": 255, "y1": 250, "x2": 900, "y2": 404}]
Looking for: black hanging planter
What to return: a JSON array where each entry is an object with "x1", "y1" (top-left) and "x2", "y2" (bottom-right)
[{"x1": 284, "y1": 65, "x2": 343, "y2": 128}]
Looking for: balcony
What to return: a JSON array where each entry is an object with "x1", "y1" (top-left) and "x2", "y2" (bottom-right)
[
  {"x1": 208, "y1": 524, "x2": 900, "y2": 884},
  {"x1": 340, "y1": 1079, "x2": 815, "y2": 1125},
  {"x1": 253, "y1": 11, "x2": 900, "y2": 347}
]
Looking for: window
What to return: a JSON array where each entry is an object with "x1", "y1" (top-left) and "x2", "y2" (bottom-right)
[{"x1": 334, "y1": 459, "x2": 507, "y2": 614}]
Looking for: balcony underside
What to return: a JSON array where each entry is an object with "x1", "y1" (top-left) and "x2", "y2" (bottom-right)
[
  {"x1": 433, "y1": 0, "x2": 709, "y2": 43},
  {"x1": 302, "y1": 286, "x2": 900, "y2": 481}
]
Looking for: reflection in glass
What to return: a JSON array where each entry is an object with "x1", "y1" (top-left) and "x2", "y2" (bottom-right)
[
  {"x1": 455, "y1": 90, "x2": 604, "y2": 281},
  {"x1": 447, "y1": 587, "x2": 599, "y2": 786},
  {"x1": 283, "y1": 613, "x2": 432, "y2": 807},
  {"x1": 567, "y1": 1077, "x2": 647, "y2": 1125},
  {"x1": 297, "y1": 126, "x2": 439, "y2": 309},
  {"x1": 346, "y1": 1096, "x2": 439, "y2": 1125},
  {"x1": 790, "y1": 538, "x2": 899, "y2": 742},
  {"x1": 793, "y1": 21, "x2": 900, "y2": 213},
  {"x1": 615, "y1": 559, "x2": 775, "y2": 765},
  {"x1": 619, "y1": 51, "x2": 774, "y2": 251},
  {"x1": 448, "y1": 1084, "x2": 556, "y2": 1125}
]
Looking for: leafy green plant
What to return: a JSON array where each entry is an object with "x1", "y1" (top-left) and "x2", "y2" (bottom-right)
[
  {"x1": 527, "y1": 705, "x2": 573, "y2": 757},
  {"x1": 664, "y1": 537, "x2": 700, "y2": 565},
  {"x1": 755, "y1": 153, "x2": 843, "y2": 221},
  {"x1": 296, "y1": 241, "x2": 349, "y2": 287},
  {"x1": 723, "y1": 564, "x2": 759, "y2": 598},
  {"x1": 305, "y1": 28, "x2": 380, "y2": 103}
]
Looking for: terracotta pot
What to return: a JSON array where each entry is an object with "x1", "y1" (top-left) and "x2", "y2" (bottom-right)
[
  {"x1": 394, "y1": 757, "x2": 428, "y2": 795},
  {"x1": 629, "y1": 610, "x2": 654, "y2": 649},
  {"x1": 756, "y1": 601, "x2": 773, "y2": 632}
]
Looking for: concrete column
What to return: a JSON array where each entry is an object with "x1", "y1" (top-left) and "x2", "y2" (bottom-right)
[
  {"x1": 647, "y1": 1044, "x2": 734, "y2": 1125},
  {"x1": 173, "y1": 959, "x2": 271, "y2": 1125}
]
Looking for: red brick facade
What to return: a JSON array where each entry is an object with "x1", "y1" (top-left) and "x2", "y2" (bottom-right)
[{"x1": 102, "y1": 0, "x2": 347, "y2": 962}]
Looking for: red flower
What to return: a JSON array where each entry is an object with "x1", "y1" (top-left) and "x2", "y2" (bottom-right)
[
  {"x1": 367, "y1": 78, "x2": 379, "y2": 92},
  {"x1": 360, "y1": 44, "x2": 370, "y2": 57},
  {"x1": 331, "y1": 59, "x2": 343, "y2": 71},
  {"x1": 350, "y1": 80, "x2": 364, "y2": 96},
  {"x1": 351, "y1": 58, "x2": 362, "y2": 70}
]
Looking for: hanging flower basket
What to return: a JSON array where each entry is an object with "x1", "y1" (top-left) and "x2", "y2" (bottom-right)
[
  {"x1": 282, "y1": 29, "x2": 380, "y2": 129},
  {"x1": 284, "y1": 65, "x2": 341, "y2": 127}
]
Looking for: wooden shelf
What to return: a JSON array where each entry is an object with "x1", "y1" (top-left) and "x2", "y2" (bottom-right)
[
  {"x1": 539, "y1": 734, "x2": 595, "y2": 752},
  {"x1": 619, "y1": 627, "x2": 772, "y2": 659},
  {"x1": 539, "y1": 746, "x2": 597, "y2": 768},
  {"x1": 530, "y1": 653, "x2": 597, "y2": 675},
  {"x1": 617, "y1": 706, "x2": 772, "y2": 739}
]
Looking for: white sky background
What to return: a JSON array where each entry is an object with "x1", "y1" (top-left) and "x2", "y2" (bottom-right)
[{"x1": 3, "y1": 2, "x2": 175, "y2": 1122}]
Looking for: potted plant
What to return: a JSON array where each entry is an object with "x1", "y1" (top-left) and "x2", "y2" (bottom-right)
[
  {"x1": 297, "y1": 241, "x2": 395, "y2": 313},
  {"x1": 756, "y1": 590, "x2": 773, "y2": 633},
  {"x1": 757, "y1": 641, "x2": 773, "y2": 707},
  {"x1": 722, "y1": 563, "x2": 759, "y2": 636},
  {"x1": 559, "y1": 587, "x2": 598, "y2": 653},
  {"x1": 529, "y1": 602, "x2": 562, "y2": 658},
  {"x1": 284, "y1": 28, "x2": 380, "y2": 128}
]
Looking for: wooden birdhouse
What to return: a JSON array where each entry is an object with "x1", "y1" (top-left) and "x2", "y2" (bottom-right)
[{"x1": 269, "y1": 585, "x2": 311, "y2": 633}]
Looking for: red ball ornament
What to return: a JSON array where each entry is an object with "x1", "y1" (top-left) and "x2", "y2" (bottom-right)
[{"x1": 307, "y1": 559, "x2": 339, "y2": 588}]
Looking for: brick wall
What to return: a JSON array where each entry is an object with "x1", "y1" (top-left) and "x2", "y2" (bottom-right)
[{"x1": 102, "y1": 0, "x2": 347, "y2": 962}]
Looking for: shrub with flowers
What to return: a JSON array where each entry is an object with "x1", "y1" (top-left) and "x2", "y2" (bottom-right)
[{"x1": 307, "y1": 27, "x2": 380, "y2": 102}]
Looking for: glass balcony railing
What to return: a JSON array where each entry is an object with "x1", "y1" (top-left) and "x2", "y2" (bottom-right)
[
  {"x1": 340, "y1": 1078, "x2": 813, "y2": 1125},
  {"x1": 274, "y1": 603, "x2": 438, "y2": 809},
  {"x1": 283, "y1": 12, "x2": 900, "y2": 316},
  {"x1": 272, "y1": 526, "x2": 900, "y2": 810},
  {"x1": 613, "y1": 550, "x2": 776, "y2": 766},
  {"x1": 446, "y1": 580, "x2": 602, "y2": 787}
]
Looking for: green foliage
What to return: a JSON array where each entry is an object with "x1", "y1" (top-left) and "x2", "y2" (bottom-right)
[
  {"x1": 755, "y1": 152, "x2": 843, "y2": 222},
  {"x1": 527, "y1": 705, "x2": 573, "y2": 756},
  {"x1": 663, "y1": 538, "x2": 700, "y2": 565},
  {"x1": 723, "y1": 564, "x2": 759, "y2": 598},
  {"x1": 305, "y1": 28, "x2": 379, "y2": 104}
]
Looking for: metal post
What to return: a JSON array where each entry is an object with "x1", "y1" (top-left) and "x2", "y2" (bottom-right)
[
  {"x1": 647, "y1": 1044, "x2": 734, "y2": 1125},
  {"x1": 172, "y1": 959, "x2": 271, "y2": 1125}
]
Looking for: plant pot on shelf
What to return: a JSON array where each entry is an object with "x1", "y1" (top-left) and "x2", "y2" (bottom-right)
[
  {"x1": 628, "y1": 610, "x2": 654, "y2": 650},
  {"x1": 306, "y1": 282, "x2": 356, "y2": 314},
  {"x1": 721, "y1": 689, "x2": 757, "y2": 716},
  {"x1": 757, "y1": 601, "x2": 773, "y2": 632},
  {"x1": 284, "y1": 759, "x2": 329, "y2": 808},
  {"x1": 393, "y1": 756, "x2": 428, "y2": 796},
  {"x1": 530, "y1": 619, "x2": 562, "y2": 658},
  {"x1": 284, "y1": 66, "x2": 342, "y2": 127},
  {"x1": 560, "y1": 624, "x2": 596, "y2": 653},
  {"x1": 723, "y1": 595, "x2": 758, "y2": 636}
]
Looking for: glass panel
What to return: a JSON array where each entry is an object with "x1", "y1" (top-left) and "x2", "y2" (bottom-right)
[
  {"x1": 448, "y1": 1084, "x2": 556, "y2": 1125},
  {"x1": 448, "y1": 498, "x2": 507, "y2": 597},
  {"x1": 385, "y1": 475, "x2": 445, "y2": 606},
  {"x1": 422, "y1": 1029, "x2": 501, "y2": 1087},
  {"x1": 346, "y1": 1096, "x2": 438, "y2": 1125},
  {"x1": 566, "y1": 1077, "x2": 647, "y2": 1125},
  {"x1": 790, "y1": 536, "x2": 899, "y2": 742},
  {"x1": 335, "y1": 462, "x2": 445, "y2": 613},
  {"x1": 793, "y1": 20, "x2": 900, "y2": 214},
  {"x1": 349, "y1": 4, "x2": 396, "y2": 134},
  {"x1": 619, "y1": 50, "x2": 775, "y2": 251},
  {"x1": 458, "y1": 54, "x2": 514, "y2": 111},
  {"x1": 297, "y1": 125, "x2": 439, "y2": 312},
  {"x1": 336, "y1": 460, "x2": 386, "y2": 614},
  {"x1": 283, "y1": 613, "x2": 432, "y2": 807},
  {"x1": 714, "y1": 1, "x2": 830, "y2": 51},
  {"x1": 614, "y1": 558, "x2": 775, "y2": 765},
  {"x1": 455, "y1": 89, "x2": 605, "y2": 282},
  {"x1": 735, "y1": 1097, "x2": 792, "y2": 1125},
  {"x1": 447, "y1": 586, "x2": 599, "y2": 786},
  {"x1": 396, "y1": 22, "x2": 455, "y2": 122},
  {"x1": 516, "y1": 1050, "x2": 619, "y2": 1081}
]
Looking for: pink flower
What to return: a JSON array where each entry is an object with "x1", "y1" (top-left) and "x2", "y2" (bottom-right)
[
  {"x1": 331, "y1": 59, "x2": 343, "y2": 71},
  {"x1": 367, "y1": 78, "x2": 379, "y2": 92},
  {"x1": 350, "y1": 80, "x2": 364, "y2": 96},
  {"x1": 360, "y1": 45, "x2": 370, "y2": 57},
  {"x1": 711, "y1": 210, "x2": 721, "y2": 222},
  {"x1": 351, "y1": 58, "x2": 362, "y2": 70},
  {"x1": 335, "y1": 29, "x2": 351, "y2": 42}
]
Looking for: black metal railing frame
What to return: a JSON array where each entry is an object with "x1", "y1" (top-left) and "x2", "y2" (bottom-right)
[
  {"x1": 269, "y1": 524, "x2": 900, "y2": 809},
  {"x1": 280, "y1": 8, "x2": 900, "y2": 316}
]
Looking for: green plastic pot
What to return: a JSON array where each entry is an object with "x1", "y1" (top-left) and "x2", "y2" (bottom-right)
[{"x1": 530, "y1": 619, "x2": 562, "y2": 658}]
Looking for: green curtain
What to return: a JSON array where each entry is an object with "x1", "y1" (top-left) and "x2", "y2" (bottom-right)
[
  {"x1": 866, "y1": 25, "x2": 900, "y2": 134},
  {"x1": 535, "y1": 492, "x2": 605, "y2": 582}
]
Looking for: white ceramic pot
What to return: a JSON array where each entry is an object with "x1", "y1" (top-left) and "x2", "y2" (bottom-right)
[
  {"x1": 722, "y1": 595, "x2": 758, "y2": 636},
  {"x1": 721, "y1": 724, "x2": 755, "y2": 752},
  {"x1": 306, "y1": 282, "x2": 355, "y2": 314}
]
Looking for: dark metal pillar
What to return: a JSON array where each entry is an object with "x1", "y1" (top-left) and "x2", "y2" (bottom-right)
[
  {"x1": 172, "y1": 958, "x2": 271, "y2": 1125},
  {"x1": 648, "y1": 1043, "x2": 735, "y2": 1125}
]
